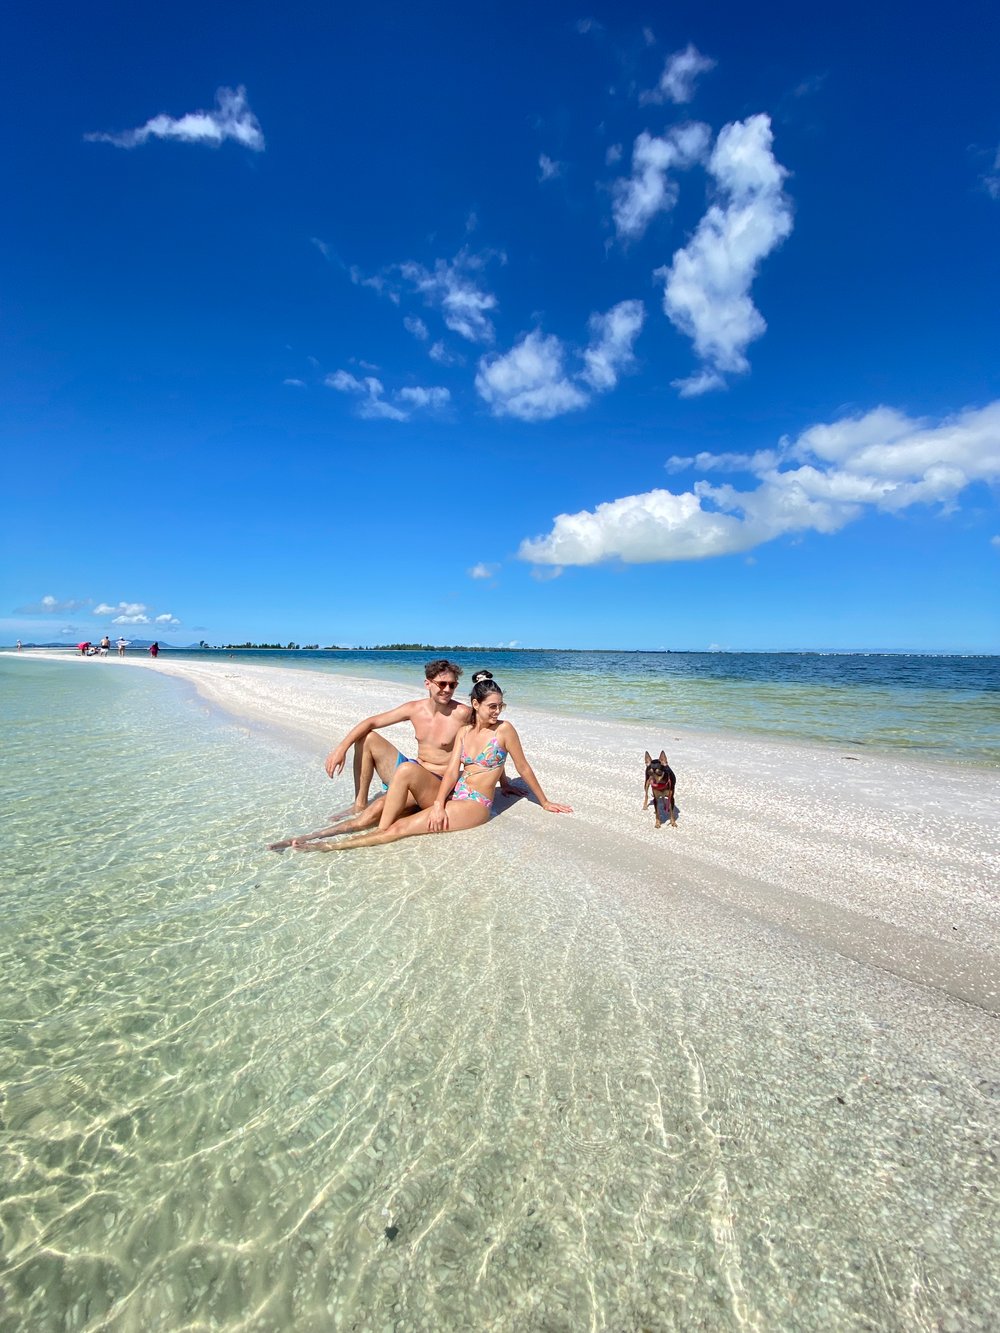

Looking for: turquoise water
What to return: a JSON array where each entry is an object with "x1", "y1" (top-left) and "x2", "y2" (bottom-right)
[
  {"x1": 1, "y1": 658, "x2": 998, "y2": 1330},
  {"x1": 140, "y1": 648, "x2": 1000, "y2": 766}
]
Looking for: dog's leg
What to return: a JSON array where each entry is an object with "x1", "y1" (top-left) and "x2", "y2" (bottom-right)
[
  {"x1": 643, "y1": 777, "x2": 651, "y2": 810},
  {"x1": 668, "y1": 784, "x2": 677, "y2": 827}
]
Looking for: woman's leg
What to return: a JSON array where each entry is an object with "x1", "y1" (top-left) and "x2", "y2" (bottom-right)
[
  {"x1": 298, "y1": 797, "x2": 489, "y2": 851},
  {"x1": 267, "y1": 800, "x2": 386, "y2": 851},
  {"x1": 377, "y1": 763, "x2": 443, "y2": 829}
]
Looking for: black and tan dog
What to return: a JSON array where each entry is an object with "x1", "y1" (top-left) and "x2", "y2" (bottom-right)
[{"x1": 643, "y1": 750, "x2": 677, "y2": 828}]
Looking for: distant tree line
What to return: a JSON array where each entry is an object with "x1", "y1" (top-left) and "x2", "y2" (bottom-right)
[
  {"x1": 203, "y1": 642, "x2": 338, "y2": 651},
  {"x1": 372, "y1": 643, "x2": 487, "y2": 651}
]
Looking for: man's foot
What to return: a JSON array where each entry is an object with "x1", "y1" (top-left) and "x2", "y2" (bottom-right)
[
  {"x1": 327, "y1": 800, "x2": 370, "y2": 821},
  {"x1": 267, "y1": 839, "x2": 292, "y2": 852}
]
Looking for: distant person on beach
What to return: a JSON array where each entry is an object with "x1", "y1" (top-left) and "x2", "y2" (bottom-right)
[
  {"x1": 15, "y1": 640, "x2": 21, "y2": 652},
  {"x1": 99, "y1": 636, "x2": 111, "y2": 656},
  {"x1": 270, "y1": 672, "x2": 570, "y2": 852},
  {"x1": 117, "y1": 637, "x2": 128, "y2": 656},
  {"x1": 78, "y1": 641, "x2": 91, "y2": 656},
  {"x1": 148, "y1": 641, "x2": 159, "y2": 658}
]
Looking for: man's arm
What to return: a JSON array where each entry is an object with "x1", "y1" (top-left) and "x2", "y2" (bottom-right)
[{"x1": 324, "y1": 701, "x2": 419, "y2": 778}]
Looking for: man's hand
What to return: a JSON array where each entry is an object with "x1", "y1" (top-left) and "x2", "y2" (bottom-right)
[
  {"x1": 325, "y1": 746, "x2": 347, "y2": 779},
  {"x1": 427, "y1": 802, "x2": 449, "y2": 833}
]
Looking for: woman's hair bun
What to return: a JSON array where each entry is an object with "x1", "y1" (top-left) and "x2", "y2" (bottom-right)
[{"x1": 471, "y1": 669, "x2": 494, "y2": 684}]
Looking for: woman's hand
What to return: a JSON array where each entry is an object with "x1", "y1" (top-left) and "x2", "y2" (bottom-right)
[
  {"x1": 543, "y1": 801, "x2": 573, "y2": 814},
  {"x1": 427, "y1": 802, "x2": 449, "y2": 832}
]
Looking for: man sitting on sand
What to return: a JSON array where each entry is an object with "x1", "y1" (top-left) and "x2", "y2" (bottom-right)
[{"x1": 269, "y1": 660, "x2": 517, "y2": 851}]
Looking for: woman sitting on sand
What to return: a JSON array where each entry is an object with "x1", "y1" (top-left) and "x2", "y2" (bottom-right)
[{"x1": 274, "y1": 671, "x2": 571, "y2": 851}]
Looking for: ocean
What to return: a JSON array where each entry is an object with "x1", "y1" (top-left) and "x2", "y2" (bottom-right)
[
  {"x1": 147, "y1": 647, "x2": 999, "y2": 765},
  {"x1": 1, "y1": 654, "x2": 997, "y2": 1330}
]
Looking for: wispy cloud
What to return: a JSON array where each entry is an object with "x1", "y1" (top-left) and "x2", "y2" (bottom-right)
[
  {"x1": 399, "y1": 250, "x2": 500, "y2": 343},
  {"x1": 641, "y1": 44, "x2": 716, "y2": 105},
  {"x1": 14, "y1": 594, "x2": 90, "y2": 614},
  {"x1": 283, "y1": 377, "x2": 306, "y2": 387},
  {"x1": 518, "y1": 401, "x2": 1000, "y2": 567},
  {"x1": 326, "y1": 370, "x2": 449, "y2": 420},
  {"x1": 983, "y1": 144, "x2": 1000, "y2": 200},
  {"x1": 94, "y1": 601, "x2": 148, "y2": 618},
  {"x1": 538, "y1": 153, "x2": 562, "y2": 182},
  {"x1": 85, "y1": 86, "x2": 264, "y2": 151},
  {"x1": 398, "y1": 385, "x2": 450, "y2": 409},
  {"x1": 467, "y1": 562, "x2": 499, "y2": 579},
  {"x1": 326, "y1": 371, "x2": 407, "y2": 421},
  {"x1": 404, "y1": 315, "x2": 429, "y2": 340},
  {"x1": 580, "y1": 300, "x2": 645, "y2": 390},
  {"x1": 612, "y1": 123, "x2": 710, "y2": 241},
  {"x1": 657, "y1": 113, "x2": 793, "y2": 395}
]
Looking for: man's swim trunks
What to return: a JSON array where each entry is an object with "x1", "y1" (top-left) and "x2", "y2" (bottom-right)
[{"x1": 381, "y1": 753, "x2": 442, "y2": 792}]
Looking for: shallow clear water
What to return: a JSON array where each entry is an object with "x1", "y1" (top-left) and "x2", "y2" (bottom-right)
[
  {"x1": 1, "y1": 659, "x2": 997, "y2": 1330},
  {"x1": 140, "y1": 648, "x2": 1000, "y2": 766}
]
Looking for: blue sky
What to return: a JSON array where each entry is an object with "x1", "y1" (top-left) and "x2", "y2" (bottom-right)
[{"x1": 3, "y1": 0, "x2": 998, "y2": 651}]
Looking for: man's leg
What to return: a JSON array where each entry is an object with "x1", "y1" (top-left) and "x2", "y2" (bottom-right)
[{"x1": 351, "y1": 732, "x2": 403, "y2": 811}]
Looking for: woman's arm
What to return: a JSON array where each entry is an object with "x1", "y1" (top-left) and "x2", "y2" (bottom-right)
[
  {"x1": 498, "y1": 724, "x2": 572, "y2": 814},
  {"x1": 427, "y1": 725, "x2": 469, "y2": 831}
]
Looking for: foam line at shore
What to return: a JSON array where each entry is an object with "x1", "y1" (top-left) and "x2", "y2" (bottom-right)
[{"x1": 17, "y1": 650, "x2": 1000, "y2": 1013}]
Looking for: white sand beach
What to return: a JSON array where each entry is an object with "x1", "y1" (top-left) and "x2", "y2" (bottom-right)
[{"x1": 104, "y1": 651, "x2": 999, "y2": 1014}]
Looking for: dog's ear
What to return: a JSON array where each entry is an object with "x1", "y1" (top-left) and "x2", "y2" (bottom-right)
[
  {"x1": 644, "y1": 751, "x2": 653, "y2": 765},
  {"x1": 658, "y1": 750, "x2": 668, "y2": 764}
]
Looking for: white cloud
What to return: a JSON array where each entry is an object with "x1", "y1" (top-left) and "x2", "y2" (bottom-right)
[
  {"x1": 85, "y1": 86, "x2": 264, "y2": 151},
  {"x1": 113, "y1": 613, "x2": 151, "y2": 625},
  {"x1": 94, "y1": 601, "x2": 147, "y2": 617},
  {"x1": 666, "y1": 449, "x2": 781, "y2": 473},
  {"x1": 428, "y1": 340, "x2": 462, "y2": 365},
  {"x1": 983, "y1": 145, "x2": 1000, "y2": 200},
  {"x1": 605, "y1": 143, "x2": 623, "y2": 166},
  {"x1": 467, "y1": 562, "x2": 499, "y2": 579},
  {"x1": 327, "y1": 371, "x2": 449, "y2": 420},
  {"x1": 404, "y1": 315, "x2": 429, "y2": 340},
  {"x1": 539, "y1": 154, "x2": 562, "y2": 182},
  {"x1": 326, "y1": 370, "x2": 408, "y2": 421},
  {"x1": 283, "y1": 378, "x2": 306, "y2": 387},
  {"x1": 612, "y1": 123, "x2": 710, "y2": 241},
  {"x1": 476, "y1": 299, "x2": 645, "y2": 420},
  {"x1": 398, "y1": 386, "x2": 450, "y2": 409},
  {"x1": 399, "y1": 251, "x2": 498, "y2": 343},
  {"x1": 349, "y1": 266, "x2": 400, "y2": 304},
  {"x1": 155, "y1": 613, "x2": 181, "y2": 625},
  {"x1": 657, "y1": 114, "x2": 792, "y2": 393},
  {"x1": 580, "y1": 299, "x2": 645, "y2": 390},
  {"x1": 641, "y1": 44, "x2": 716, "y2": 105},
  {"x1": 518, "y1": 400, "x2": 1000, "y2": 566},
  {"x1": 476, "y1": 331, "x2": 589, "y2": 421},
  {"x1": 15, "y1": 594, "x2": 89, "y2": 614}
]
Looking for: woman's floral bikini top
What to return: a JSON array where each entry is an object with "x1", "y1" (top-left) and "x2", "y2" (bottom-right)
[{"x1": 461, "y1": 732, "x2": 508, "y2": 770}]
